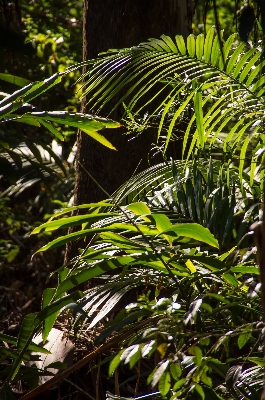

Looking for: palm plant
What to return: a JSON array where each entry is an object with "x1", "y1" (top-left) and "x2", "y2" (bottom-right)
[
  {"x1": 77, "y1": 28, "x2": 265, "y2": 186},
  {"x1": 1, "y1": 31, "x2": 264, "y2": 399}
]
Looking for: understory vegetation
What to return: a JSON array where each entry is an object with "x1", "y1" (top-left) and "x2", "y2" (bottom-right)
[{"x1": 1, "y1": 1, "x2": 265, "y2": 400}]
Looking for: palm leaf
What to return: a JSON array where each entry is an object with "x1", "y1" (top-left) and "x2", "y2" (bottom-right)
[{"x1": 79, "y1": 29, "x2": 264, "y2": 176}]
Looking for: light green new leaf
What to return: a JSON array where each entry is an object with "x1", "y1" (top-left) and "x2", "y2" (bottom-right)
[
  {"x1": 160, "y1": 223, "x2": 219, "y2": 248},
  {"x1": 126, "y1": 202, "x2": 151, "y2": 215},
  {"x1": 109, "y1": 350, "x2": 124, "y2": 376},
  {"x1": 196, "y1": 34, "x2": 204, "y2": 60},
  {"x1": 31, "y1": 213, "x2": 116, "y2": 234},
  {"x1": 175, "y1": 35, "x2": 186, "y2": 55},
  {"x1": 158, "y1": 371, "x2": 171, "y2": 396},
  {"x1": 187, "y1": 34, "x2": 196, "y2": 57},
  {"x1": 170, "y1": 363, "x2": 182, "y2": 380},
  {"x1": 151, "y1": 213, "x2": 173, "y2": 245},
  {"x1": 81, "y1": 128, "x2": 117, "y2": 150},
  {"x1": 0, "y1": 73, "x2": 31, "y2": 87}
]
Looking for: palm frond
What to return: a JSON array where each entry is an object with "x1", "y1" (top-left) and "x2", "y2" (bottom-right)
[
  {"x1": 80, "y1": 29, "x2": 265, "y2": 180},
  {"x1": 111, "y1": 158, "x2": 260, "y2": 249}
]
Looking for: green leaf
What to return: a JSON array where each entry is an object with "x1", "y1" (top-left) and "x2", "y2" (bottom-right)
[
  {"x1": 128, "y1": 345, "x2": 142, "y2": 369},
  {"x1": 196, "y1": 34, "x2": 204, "y2": 60},
  {"x1": 243, "y1": 357, "x2": 264, "y2": 366},
  {"x1": 96, "y1": 310, "x2": 151, "y2": 345},
  {"x1": 195, "y1": 384, "x2": 205, "y2": 400},
  {"x1": 109, "y1": 351, "x2": 124, "y2": 375},
  {"x1": 187, "y1": 34, "x2": 196, "y2": 57},
  {"x1": 223, "y1": 273, "x2": 238, "y2": 287},
  {"x1": 17, "y1": 313, "x2": 37, "y2": 351},
  {"x1": 55, "y1": 259, "x2": 129, "y2": 297},
  {"x1": 38, "y1": 119, "x2": 64, "y2": 141},
  {"x1": 189, "y1": 346, "x2": 203, "y2": 366},
  {"x1": 158, "y1": 371, "x2": 171, "y2": 396},
  {"x1": 230, "y1": 266, "x2": 259, "y2": 274},
  {"x1": 160, "y1": 223, "x2": 219, "y2": 248},
  {"x1": 238, "y1": 327, "x2": 252, "y2": 349},
  {"x1": 204, "y1": 27, "x2": 215, "y2": 63},
  {"x1": 41, "y1": 288, "x2": 58, "y2": 342},
  {"x1": 207, "y1": 359, "x2": 229, "y2": 378},
  {"x1": 175, "y1": 35, "x2": 186, "y2": 55},
  {"x1": 183, "y1": 255, "x2": 226, "y2": 272},
  {"x1": 152, "y1": 360, "x2": 169, "y2": 386},
  {"x1": 226, "y1": 42, "x2": 246, "y2": 74},
  {"x1": 173, "y1": 378, "x2": 185, "y2": 390},
  {"x1": 201, "y1": 373, "x2": 212, "y2": 387},
  {"x1": 126, "y1": 202, "x2": 151, "y2": 215},
  {"x1": 31, "y1": 212, "x2": 116, "y2": 234},
  {"x1": 206, "y1": 293, "x2": 230, "y2": 304},
  {"x1": 34, "y1": 291, "x2": 83, "y2": 326},
  {"x1": 0, "y1": 73, "x2": 62, "y2": 111},
  {"x1": 200, "y1": 303, "x2": 213, "y2": 313},
  {"x1": 48, "y1": 202, "x2": 113, "y2": 220},
  {"x1": 81, "y1": 128, "x2": 117, "y2": 150},
  {"x1": 29, "y1": 111, "x2": 120, "y2": 130},
  {"x1": 0, "y1": 333, "x2": 50, "y2": 355},
  {"x1": 194, "y1": 90, "x2": 204, "y2": 148},
  {"x1": 34, "y1": 226, "x2": 123, "y2": 253},
  {"x1": 211, "y1": 35, "x2": 221, "y2": 66},
  {"x1": 151, "y1": 214, "x2": 173, "y2": 245},
  {"x1": 239, "y1": 136, "x2": 249, "y2": 185},
  {"x1": 0, "y1": 73, "x2": 31, "y2": 87},
  {"x1": 45, "y1": 361, "x2": 67, "y2": 370},
  {"x1": 170, "y1": 363, "x2": 182, "y2": 381}
]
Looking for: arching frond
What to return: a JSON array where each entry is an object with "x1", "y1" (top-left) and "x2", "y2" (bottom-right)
[
  {"x1": 79, "y1": 29, "x2": 265, "y2": 180},
  {"x1": 111, "y1": 158, "x2": 260, "y2": 249}
]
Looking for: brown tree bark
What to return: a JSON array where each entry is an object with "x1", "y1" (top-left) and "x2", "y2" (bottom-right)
[{"x1": 65, "y1": 0, "x2": 193, "y2": 262}]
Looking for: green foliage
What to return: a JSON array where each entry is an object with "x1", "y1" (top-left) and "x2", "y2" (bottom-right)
[
  {"x1": 1, "y1": 28, "x2": 264, "y2": 400},
  {"x1": 80, "y1": 29, "x2": 265, "y2": 189}
]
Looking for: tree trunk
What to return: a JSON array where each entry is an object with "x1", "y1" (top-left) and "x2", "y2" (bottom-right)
[{"x1": 65, "y1": 0, "x2": 193, "y2": 262}]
